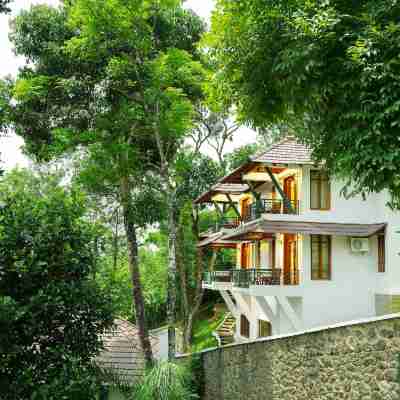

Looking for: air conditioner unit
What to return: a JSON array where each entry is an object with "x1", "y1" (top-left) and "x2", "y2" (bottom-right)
[{"x1": 350, "y1": 238, "x2": 370, "y2": 253}]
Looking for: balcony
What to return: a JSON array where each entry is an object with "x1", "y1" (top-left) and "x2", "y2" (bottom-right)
[
  {"x1": 203, "y1": 268, "x2": 299, "y2": 288},
  {"x1": 243, "y1": 199, "x2": 299, "y2": 222}
]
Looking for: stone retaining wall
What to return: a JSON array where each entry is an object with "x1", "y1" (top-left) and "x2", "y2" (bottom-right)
[{"x1": 178, "y1": 315, "x2": 400, "y2": 400}]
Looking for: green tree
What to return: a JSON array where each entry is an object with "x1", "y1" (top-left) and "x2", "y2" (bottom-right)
[
  {"x1": 2, "y1": 0, "x2": 206, "y2": 362},
  {"x1": 225, "y1": 143, "x2": 258, "y2": 170},
  {"x1": 0, "y1": 169, "x2": 113, "y2": 399},
  {"x1": 174, "y1": 151, "x2": 222, "y2": 350},
  {"x1": 207, "y1": 0, "x2": 400, "y2": 206}
]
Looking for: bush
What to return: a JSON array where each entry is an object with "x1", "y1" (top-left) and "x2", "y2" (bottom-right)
[
  {"x1": 0, "y1": 170, "x2": 114, "y2": 399},
  {"x1": 133, "y1": 361, "x2": 197, "y2": 400}
]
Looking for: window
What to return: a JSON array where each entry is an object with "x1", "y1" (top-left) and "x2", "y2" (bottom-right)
[
  {"x1": 258, "y1": 320, "x2": 272, "y2": 337},
  {"x1": 310, "y1": 170, "x2": 331, "y2": 210},
  {"x1": 240, "y1": 314, "x2": 250, "y2": 338},
  {"x1": 311, "y1": 235, "x2": 331, "y2": 280},
  {"x1": 378, "y1": 235, "x2": 385, "y2": 273}
]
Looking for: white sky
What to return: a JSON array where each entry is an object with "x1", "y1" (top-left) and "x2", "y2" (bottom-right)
[{"x1": 0, "y1": 0, "x2": 256, "y2": 170}]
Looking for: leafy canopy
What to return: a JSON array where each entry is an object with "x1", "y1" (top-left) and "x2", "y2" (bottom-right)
[
  {"x1": 207, "y1": 0, "x2": 400, "y2": 206},
  {"x1": 0, "y1": 169, "x2": 114, "y2": 399}
]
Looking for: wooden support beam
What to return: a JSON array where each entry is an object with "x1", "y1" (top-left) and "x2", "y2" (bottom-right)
[
  {"x1": 225, "y1": 193, "x2": 242, "y2": 221},
  {"x1": 244, "y1": 178, "x2": 263, "y2": 217},
  {"x1": 265, "y1": 165, "x2": 295, "y2": 213},
  {"x1": 212, "y1": 201, "x2": 225, "y2": 220}
]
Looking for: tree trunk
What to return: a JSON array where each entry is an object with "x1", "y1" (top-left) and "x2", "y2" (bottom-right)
[
  {"x1": 180, "y1": 207, "x2": 207, "y2": 351},
  {"x1": 176, "y1": 220, "x2": 191, "y2": 352},
  {"x1": 120, "y1": 177, "x2": 154, "y2": 367},
  {"x1": 166, "y1": 192, "x2": 178, "y2": 360},
  {"x1": 183, "y1": 312, "x2": 194, "y2": 348}
]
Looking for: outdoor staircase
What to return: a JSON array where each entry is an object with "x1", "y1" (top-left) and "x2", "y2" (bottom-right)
[{"x1": 214, "y1": 312, "x2": 236, "y2": 346}]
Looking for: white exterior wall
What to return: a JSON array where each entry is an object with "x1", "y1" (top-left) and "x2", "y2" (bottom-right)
[{"x1": 226, "y1": 164, "x2": 400, "y2": 341}]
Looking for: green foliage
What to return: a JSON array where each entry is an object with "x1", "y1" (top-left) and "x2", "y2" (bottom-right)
[
  {"x1": 133, "y1": 361, "x2": 197, "y2": 400},
  {"x1": 0, "y1": 169, "x2": 114, "y2": 399},
  {"x1": 96, "y1": 240, "x2": 168, "y2": 329},
  {"x1": 191, "y1": 306, "x2": 225, "y2": 353},
  {"x1": 176, "y1": 151, "x2": 223, "y2": 206},
  {"x1": 0, "y1": 0, "x2": 11, "y2": 14},
  {"x1": 225, "y1": 143, "x2": 259, "y2": 170},
  {"x1": 207, "y1": 0, "x2": 400, "y2": 207}
]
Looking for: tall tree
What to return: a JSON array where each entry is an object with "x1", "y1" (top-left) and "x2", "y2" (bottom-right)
[
  {"x1": 0, "y1": 169, "x2": 113, "y2": 399},
  {"x1": 2, "y1": 0, "x2": 206, "y2": 361},
  {"x1": 174, "y1": 151, "x2": 222, "y2": 350},
  {"x1": 207, "y1": 0, "x2": 400, "y2": 207}
]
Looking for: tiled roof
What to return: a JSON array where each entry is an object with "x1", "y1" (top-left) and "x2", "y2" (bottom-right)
[
  {"x1": 251, "y1": 136, "x2": 313, "y2": 165},
  {"x1": 96, "y1": 319, "x2": 159, "y2": 383},
  {"x1": 194, "y1": 136, "x2": 313, "y2": 204}
]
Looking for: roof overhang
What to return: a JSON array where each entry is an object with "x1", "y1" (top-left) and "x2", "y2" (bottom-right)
[
  {"x1": 197, "y1": 232, "x2": 239, "y2": 248},
  {"x1": 221, "y1": 219, "x2": 387, "y2": 242},
  {"x1": 194, "y1": 183, "x2": 250, "y2": 204}
]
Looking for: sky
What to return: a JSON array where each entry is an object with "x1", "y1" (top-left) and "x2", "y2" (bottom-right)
[{"x1": 0, "y1": 0, "x2": 256, "y2": 170}]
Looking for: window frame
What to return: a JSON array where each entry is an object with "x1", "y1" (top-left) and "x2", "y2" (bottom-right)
[
  {"x1": 258, "y1": 319, "x2": 272, "y2": 338},
  {"x1": 311, "y1": 235, "x2": 332, "y2": 280},
  {"x1": 240, "y1": 314, "x2": 250, "y2": 338},
  {"x1": 310, "y1": 170, "x2": 331, "y2": 211}
]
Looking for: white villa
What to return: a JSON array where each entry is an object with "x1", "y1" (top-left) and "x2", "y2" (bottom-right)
[{"x1": 196, "y1": 137, "x2": 400, "y2": 342}]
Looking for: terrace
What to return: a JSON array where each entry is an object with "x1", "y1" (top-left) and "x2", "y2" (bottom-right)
[{"x1": 203, "y1": 268, "x2": 299, "y2": 289}]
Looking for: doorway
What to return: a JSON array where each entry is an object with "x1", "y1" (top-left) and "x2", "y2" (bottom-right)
[
  {"x1": 283, "y1": 176, "x2": 297, "y2": 212},
  {"x1": 241, "y1": 243, "x2": 251, "y2": 269},
  {"x1": 283, "y1": 234, "x2": 298, "y2": 285}
]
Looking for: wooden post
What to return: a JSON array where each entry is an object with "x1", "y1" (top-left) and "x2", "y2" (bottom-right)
[
  {"x1": 225, "y1": 193, "x2": 242, "y2": 221},
  {"x1": 244, "y1": 179, "x2": 264, "y2": 218},
  {"x1": 265, "y1": 165, "x2": 295, "y2": 213}
]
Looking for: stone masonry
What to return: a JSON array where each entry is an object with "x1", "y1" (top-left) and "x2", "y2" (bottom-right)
[{"x1": 177, "y1": 315, "x2": 400, "y2": 400}]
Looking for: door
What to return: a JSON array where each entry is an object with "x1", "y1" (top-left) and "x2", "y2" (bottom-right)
[
  {"x1": 283, "y1": 176, "x2": 297, "y2": 212},
  {"x1": 241, "y1": 198, "x2": 251, "y2": 221},
  {"x1": 283, "y1": 234, "x2": 298, "y2": 285},
  {"x1": 241, "y1": 243, "x2": 251, "y2": 269}
]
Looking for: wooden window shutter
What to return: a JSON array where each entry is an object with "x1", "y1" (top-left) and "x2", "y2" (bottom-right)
[
  {"x1": 378, "y1": 235, "x2": 385, "y2": 273},
  {"x1": 240, "y1": 314, "x2": 250, "y2": 338}
]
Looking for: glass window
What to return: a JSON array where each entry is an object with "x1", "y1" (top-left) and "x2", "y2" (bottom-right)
[
  {"x1": 310, "y1": 170, "x2": 331, "y2": 210},
  {"x1": 258, "y1": 320, "x2": 272, "y2": 337},
  {"x1": 311, "y1": 235, "x2": 331, "y2": 280}
]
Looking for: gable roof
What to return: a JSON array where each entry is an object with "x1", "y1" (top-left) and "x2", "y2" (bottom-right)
[
  {"x1": 251, "y1": 136, "x2": 313, "y2": 165},
  {"x1": 96, "y1": 319, "x2": 159, "y2": 383},
  {"x1": 194, "y1": 136, "x2": 314, "y2": 204}
]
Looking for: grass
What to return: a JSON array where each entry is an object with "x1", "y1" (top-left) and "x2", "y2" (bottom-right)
[{"x1": 191, "y1": 304, "x2": 226, "y2": 353}]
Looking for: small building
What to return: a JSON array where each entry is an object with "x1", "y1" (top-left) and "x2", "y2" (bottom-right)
[
  {"x1": 197, "y1": 136, "x2": 400, "y2": 342},
  {"x1": 96, "y1": 319, "x2": 159, "y2": 399}
]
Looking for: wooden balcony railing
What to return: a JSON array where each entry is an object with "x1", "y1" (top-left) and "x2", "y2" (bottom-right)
[
  {"x1": 203, "y1": 268, "x2": 300, "y2": 288},
  {"x1": 233, "y1": 269, "x2": 282, "y2": 288},
  {"x1": 242, "y1": 199, "x2": 299, "y2": 222}
]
